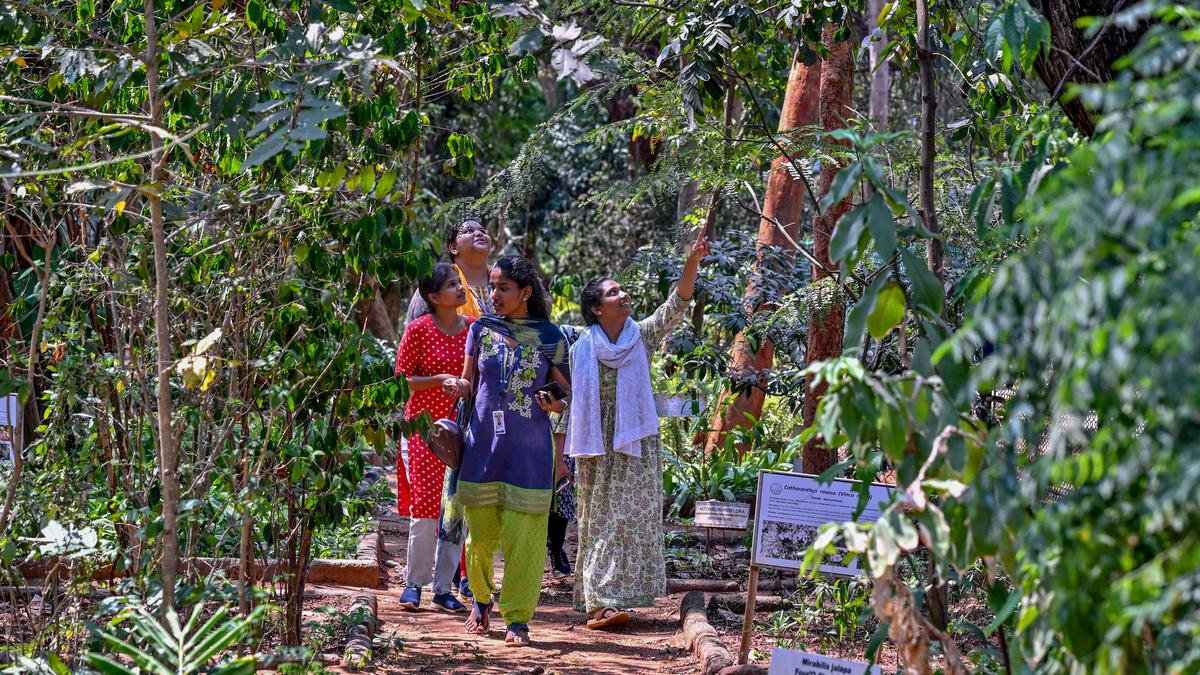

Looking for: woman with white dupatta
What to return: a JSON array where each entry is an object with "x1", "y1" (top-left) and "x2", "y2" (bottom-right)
[{"x1": 564, "y1": 231, "x2": 708, "y2": 629}]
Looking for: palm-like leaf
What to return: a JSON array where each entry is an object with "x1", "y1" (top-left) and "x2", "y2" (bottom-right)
[{"x1": 87, "y1": 602, "x2": 266, "y2": 675}]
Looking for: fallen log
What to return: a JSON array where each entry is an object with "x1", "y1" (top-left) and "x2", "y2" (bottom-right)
[
  {"x1": 709, "y1": 593, "x2": 794, "y2": 614},
  {"x1": 717, "y1": 665, "x2": 767, "y2": 675},
  {"x1": 18, "y1": 556, "x2": 383, "y2": 588},
  {"x1": 343, "y1": 592, "x2": 378, "y2": 670},
  {"x1": 680, "y1": 590, "x2": 735, "y2": 675},
  {"x1": 747, "y1": 576, "x2": 798, "y2": 594},
  {"x1": 669, "y1": 578, "x2": 740, "y2": 593}
]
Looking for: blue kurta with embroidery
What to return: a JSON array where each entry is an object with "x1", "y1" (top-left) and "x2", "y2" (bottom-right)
[{"x1": 458, "y1": 323, "x2": 555, "y2": 514}]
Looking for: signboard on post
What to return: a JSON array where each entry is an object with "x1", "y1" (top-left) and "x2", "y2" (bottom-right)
[
  {"x1": 766, "y1": 647, "x2": 881, "y2": 675},
  {"x1": 0, "y1": 394, "x2": 17, "y2": 464},
  {"x1": 737, "y1": 470, "x2": 895, "y2": 667},
  {"x1": 752, "y1": 470, "x2": 893, "y2": 576},
  {"x1": 694, "y1": 500, "x2": 751, "y2": 530}
]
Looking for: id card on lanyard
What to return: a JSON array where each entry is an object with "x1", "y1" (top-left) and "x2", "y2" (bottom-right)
[{"x1": 494, "y1": 343, "x2": 523, "y2": 437}]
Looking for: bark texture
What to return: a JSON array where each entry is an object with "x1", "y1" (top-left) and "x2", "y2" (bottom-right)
[
  {"x1": 917, "y1": 0, "x2": 942, "y2": 282},
  {"x1": 799, "y1": 26, "x2": 853, "y2": 476},
  {"x1": 704, "y1": 56, "x2": 821, "y2": 455},
  {"x1": 868, "y1": 0, "x2": 890, "y2": 128},
  {"x1": 143, "y1": 0, "x2": 180, "y2": 616},
  {"x1": 1029, "y1": 0, "x2": 1146, "y2": 137}
]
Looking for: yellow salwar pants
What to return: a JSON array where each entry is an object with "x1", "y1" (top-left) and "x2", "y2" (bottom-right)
[{"x1": 463, "y1": 504, "x2": 549, "y2": 626}]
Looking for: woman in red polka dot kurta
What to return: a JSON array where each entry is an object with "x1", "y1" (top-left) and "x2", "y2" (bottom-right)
[{"x1": 395, "y1": 263, "x2": 474, "y2": 612}]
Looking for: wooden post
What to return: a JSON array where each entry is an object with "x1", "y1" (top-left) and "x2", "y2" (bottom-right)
[{"x1": 738, "y1": 564, "x2": 760, "y2": 664}]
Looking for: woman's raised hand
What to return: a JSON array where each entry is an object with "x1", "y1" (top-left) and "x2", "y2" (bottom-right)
[
  {"x1": 676, "y1": 229, "x2": 709, "y2": 302},
  {"x1": 688, "y1": 229, "x2": 710, "y2": 263}
]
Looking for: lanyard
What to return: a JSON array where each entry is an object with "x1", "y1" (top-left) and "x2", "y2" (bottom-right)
[{"x1": 498, "y1": 342, "x2": 524, "y2": 393}]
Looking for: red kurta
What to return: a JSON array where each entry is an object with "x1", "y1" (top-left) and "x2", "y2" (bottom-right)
[{"x1": 395, "y1": 314, "x2": 473, "y2": 519}]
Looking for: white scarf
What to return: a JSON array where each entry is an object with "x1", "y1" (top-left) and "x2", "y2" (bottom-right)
[{"x1": 566, "y1": 319, "x2": 659, "y2": 458}]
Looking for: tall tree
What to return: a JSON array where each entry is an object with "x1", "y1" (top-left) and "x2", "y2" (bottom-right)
[
  {"x1": 868, "y1": 0, "x2": 890, "y2": 128},
  {"x1": 1029, "y1": 0, "x2": 1145, "y2": 137},
  {"x1": 704, "y1": 53, "x2": 821, "y2": 455},
  {"x1": 799, "y1": 26, "x2": 854, "y2": 475},
  {"x1": 143, "y1": 0, "x2": 180, "y2": 615},
  {"x1": 917, "y1": 0, "x2": 941, "y2": 282}
]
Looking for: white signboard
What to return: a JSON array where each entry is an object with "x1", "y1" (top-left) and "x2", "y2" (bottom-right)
[
  {"x1": 0, "y1": 394, "x2": 17, "y2": 463},
  {"x1": 768, "y1": 647, "x2": 881, "y2": 675},
  {"x1": 694, "y1": 500, "x2": 751, "y2": 529},
  {"x1": 752, "y1": 470, "x2": 893, "y2": 576}
]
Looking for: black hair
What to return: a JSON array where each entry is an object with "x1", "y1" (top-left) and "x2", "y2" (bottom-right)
[
  {"x1": 444, "y1": 219, "x2": 485, "y2": 262},
  {"x1": 579, "y1": 276, "x2": 615, "y2": 326},
  {"x1": 494, "y1": 256, "x2": 550, "y2": 320},
  {"x1": 418, "y1": 263, "x2": 460, "y2": 312}
]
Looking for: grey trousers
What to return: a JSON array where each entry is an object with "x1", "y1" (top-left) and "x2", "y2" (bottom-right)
[{"x1": 406, "y1": 517, "x2": 462, "y2": 594}]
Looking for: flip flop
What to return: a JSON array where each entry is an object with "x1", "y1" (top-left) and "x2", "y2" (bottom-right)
[
  {"x1": 505, "y1": 622, "x2": 531, "y2": 647},
  {"x1": 465, "y1": 601, "x2": 492, "y2": 635},
  {"x1": 586, "y1": 607, "x2": 630, "y2": 630}
]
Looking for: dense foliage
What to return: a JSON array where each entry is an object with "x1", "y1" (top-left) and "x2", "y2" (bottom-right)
[{"x1": 0, "y1": 0, "x2": 1196, "y2": 671}]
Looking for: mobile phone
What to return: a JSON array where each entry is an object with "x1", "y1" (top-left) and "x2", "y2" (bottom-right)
[
  {"x1": 555, "y1": 476, "x2": 571, "y2": 494},
  {"x1": 536, "y1": 381, "x2": 568, "y2": 402}
]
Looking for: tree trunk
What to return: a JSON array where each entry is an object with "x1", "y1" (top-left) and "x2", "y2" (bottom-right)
[
  {"x1": 144, "y1": 0, "x2": 180, "y2": 616},
  {"x1": 799, "y1": 26, "x2": 853, "y2": 476},
  {"x1": 704, "y1": 55, "x2": 821, "y2": 456},
  {"x1": 868, "y1": 0, "x2": 890, "y2": 128},
  {"x1": 916, "y1": 0, "x2": 950, "y2": 631},
  {"x1": 917, "y1": 0, "x2": 941, "y2": 282},
  {"x1": 607, "y1": 87, "x2": 657, "y2": 175},
  {"x1": 1029, "y1": 0, "x2": 1146, "y2": 137},
  {"x1": 355, "y1": 276, "x2": 399, "y2": 342}
]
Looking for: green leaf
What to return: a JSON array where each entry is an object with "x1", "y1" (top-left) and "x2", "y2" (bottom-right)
[
  {"x1": 447, "y1": 132, "x2": 475, "y2": 158},
  {"x1": 900, "y1": 248, "x2": 943, "y2": 316},
  {"x1": 374, "y1": 170, "x2": 397, "y2": 199},
  {"x1": 246, "y1": 0, "x2": 265, "y2": 30},
  {"x1": 986, "y1": 590, "x2": 1021, "y2": 635},
  {"x1": 396, "y1": 110, "x2": 421, "y2": 147},
  {"x1": 323, "y1": 0, "x2": 356, "y2": 12},
  {"x1": 214, "y1": 657, "x2": 258, "y2": 675},
  {"x1": 48, "y1": 654, "x2": 69, "y2": 675},
  {"x1": 1016, "y1": 604, "x2": 1040, "y2": 632},
  {"x1": 830, "y1": 200, "x2": 869, "y2": 264},
  {"x1": 87, "y1": 653, "x2": 136, "y2": 675},
  {"x1": 867, "y1": 283, "x2": 906, "y2": 339},
  {"x1": 968, "y1": 177, "x2": 996, "y2": 235},
  {"x1": 77, "y1": 0, "x2": 96, "y2": 22},
  {"x1": 820, "y1": 161, "x2": 862, "y2": 212},
  {"x1": 844, "y1": 272, "x2": 887, "y2": 352},
  {"x1": 865, "y1": 621, "x2": 889, "y2": 662},
  {"x1": 243, "y1": 130, "x2": 287, "y2": 169},
  {"x1": 356, "y1": 166, "x2": 376, "y2": 193},
  {"x1": 288, "y1": 125, "x2": 327, "y2": 142},
  {"x1": 865, "y1": 193, "x2": 896, "y2": 259}
]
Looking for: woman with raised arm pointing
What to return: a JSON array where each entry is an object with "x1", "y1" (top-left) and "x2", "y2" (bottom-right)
[{"x1": 566, "y1": 231, "x2": 709, "y2": 629}]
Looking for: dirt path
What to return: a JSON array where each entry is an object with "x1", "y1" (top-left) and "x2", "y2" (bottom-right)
[{"x1": 368, "y1": 508, "x2": 702, "y2": 674}]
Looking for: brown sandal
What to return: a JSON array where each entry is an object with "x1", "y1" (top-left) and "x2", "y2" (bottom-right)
[
  {"x1": 465, "y1": 601, "x2": 492, "y2": 635},
  {"x1": 586, "y1": 607, "x2": 630, "y2": 630},
  {"x1": 505, "y1": 623, "x2": 531, "y2": 647}
]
